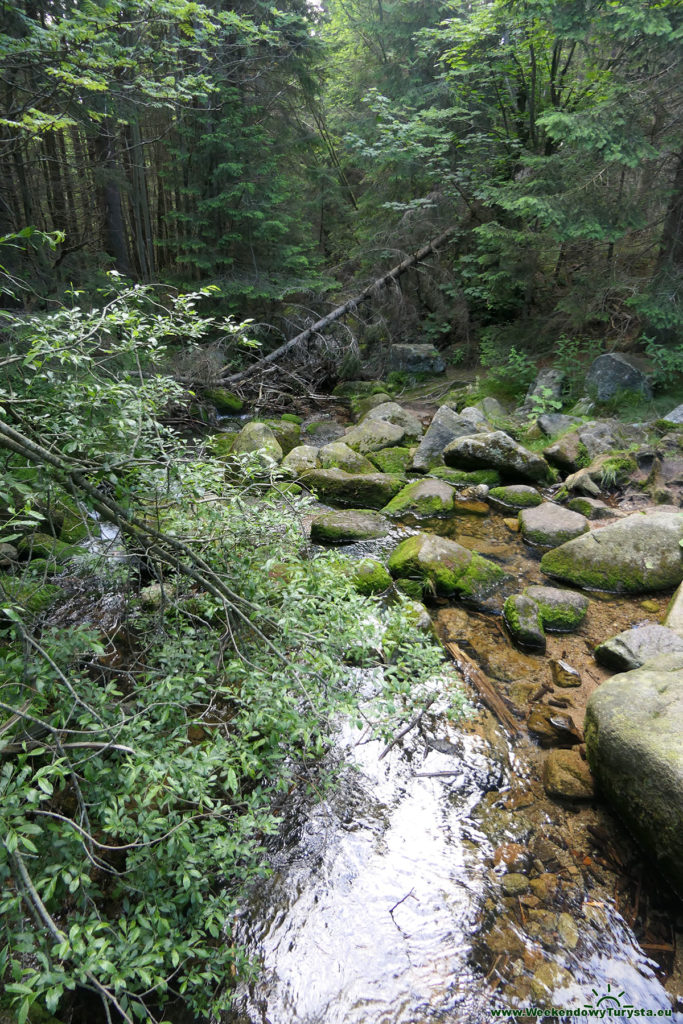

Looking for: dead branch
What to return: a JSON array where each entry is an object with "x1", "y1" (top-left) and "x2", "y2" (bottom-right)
[
  {"x1": 220, "y1": 226, "x2": 457, "y2": 387},
  {"x1": 443, "y1": 640, "x2": 521, "y2": 737}
]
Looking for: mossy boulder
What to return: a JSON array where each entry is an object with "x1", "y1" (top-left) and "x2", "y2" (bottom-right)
[
  {"x1": 310, "y1": 509, "x2": 391, "y2": 544},
  {"x1": 585, "y1": 653, "x2": 683, "y2": 895},
  {"x1": 301, "y1": 469, "x2": 404, "y2": 509},
  {"x1": 352, "y1": 392, "x2": 393, "y2": 420},
  {"x1": 369, "y1": 446, "x2": 414, "y2": 475},
  {"x1": 541, "y1": 510, "x2": 683, "y2": 593},
  {"x1": 211, "y1": 431, "x2": 239, "y2": 458},
  {"x1": 566, "y1": 496, "x2": 614, "y2": 520},
  {"x1": 594, "y1": 624, "x2": 683, "y2": 672},
  {"x1": 523, "y1": 585, "x2": 589, "y2": 632},
  {"x1": 258, "y1": 418, "x2": 301, "y2": 455},
  {"x1": 204, "y1": 387, "x2": 244, "y2": 414},
  {"x1": 503, "y1": 594, "x2": 546, "y2": 651},
  {"x1": 387, "y1": 533, "x2": 508, "y2": 604},
  {"x1": 343, "y1": 419, "x2": 405, "y2": 454},
  {"x1": 281, "y1": 413, "x2": 302, "y2": 425},
  {"x1": 280, "y1": 445, "x2": 320, "y2": 476},
  {"x1": 231, "y1": 421, "x2": 283, "y2": 463},
  {"x1": 37, "y1": 491, "x2": 91, "y2": 544},
  {"x1": 382, "y1": 479, "x2": 455, "y2": 518},
  {"x1": 332, "y1": 379, "x2": 387, "y2": 399},
  {"x1": 519, "y1": 503, "x2": 589, "y2": 548},
  {"x1": 319, "y1": 441, "x2": 376, "y2": 475},
  {"x1": 353, "y1": 558, "x2": 393, "y2": 595},
  {"x1": 443, "y1": 430, "x2": 551, "y2": 483},
  {"x1": 18, "y1": 532, "x2": 86, "y2": 564},
  {"x1": 429, "y1": 467, "x2": 501, "y2": 487},
  {"x1": 1, "y1": 575, "x2": 62, "y2": 615},
  {"x1": 488, "y1": 485, "x2": 542, "y2": 511}
]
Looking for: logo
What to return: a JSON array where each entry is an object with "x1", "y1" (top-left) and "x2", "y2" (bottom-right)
[{"x1": 585, "y1": 986, "x2": 634, "y2": 1016}]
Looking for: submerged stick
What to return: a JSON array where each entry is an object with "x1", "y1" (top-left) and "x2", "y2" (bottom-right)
[{"x1": 443, "y1": 640, "x2": 521, "y2": 738}]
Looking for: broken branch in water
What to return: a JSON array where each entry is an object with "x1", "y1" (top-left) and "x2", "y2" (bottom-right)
[
  {"x1": 378, "y1": 695, "x2": 438, "y2": 761},
  {"x1": 443, "y1": 640, "x2": 521, "y2": 737}
]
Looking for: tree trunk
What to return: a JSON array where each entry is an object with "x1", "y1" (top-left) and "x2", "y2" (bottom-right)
[{"x1": 219, "y1": 225, "x2": 458, "y2": 386}]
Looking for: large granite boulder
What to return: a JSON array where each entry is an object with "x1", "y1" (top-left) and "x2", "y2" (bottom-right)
[
  {"x1": 382, "y1": 479, "x2": 455, "y2": 518},
  {"x1": 443, "y1": 430, "x2": 552, "y2": 483},
  {"x1": 388, "y1": 533, "x2": 509, "y2": 604},
  {"x1": 410, "y1": 405, "x2": 485, "y2": 472},
  {"x1": 594, "y1": 624, "x2": 683, "y2": 671},
  {"x1": 280, "y1": 444, "x2": 320, "y2": 475},
  {"x1": 519, "y1": 503, "x2": 589, "y2": 548},
  {"x1": 343, "y1": 419, "x2": 406, "y2": 453},
  {"x1": 231, "y1": 421, "x2": 283, "y2": 463},
  {"x1": 310, "y1": 509, "x2": 391, "y2": 544},
  {"x1": 662, "y1": 403, "x2": 683, "y2": 424},
  {"x1": 585, "y1": 653, "x2": 683, "y2": 895},
  {"x1": 361, "y1": 402, "x2": 423, "y2": 443},
  {"x1": 388, "y1": 343, "x2": 445, "y2": 374},
  {"x1": 302, "y1": 469, "x2": 404, "y2": 509},
  {"x1": 519, "y1": 368, "x2": 563, "y2": 414},
  {"x1": 318, "y1": 441, "x2": 376, "y2": 474},
  {"x1": 585, "y1": 353, "x2": 652, "y2": 401},
  {"x1": 541, "y1": 510, "x2": 683, "y2": 593}
]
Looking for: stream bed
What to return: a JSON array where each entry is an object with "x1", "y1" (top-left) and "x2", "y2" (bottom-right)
[{"x1": 224, "y1": 500, "x2": 683, "y2": 1024}]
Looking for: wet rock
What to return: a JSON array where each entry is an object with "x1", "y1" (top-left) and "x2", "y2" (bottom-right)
[
  {"x1": 488, "y1": 484, "x2": 542, "y2": 511},
  {"x1": 281, "y1": 444, "x2": 320, "y2": 475},
  {"x1": 319, "y1": 441, "x2": 376, "y2": 474},
  {"x1": 485, "y1": 920, "x2": 526, "y2": 956},
  {"x1": 301, "y1": 418, "x2": 345, "y2": 446},
  {"x1": 529, "y1": 873, "x2": 559, "y2": 900},
  {"x1": 368, "y1": 446, "x2": 414, "y2": 475},
  {"x1": 504, "y1": 595, "x2": 546, "y2": 651},
  {"x1": 388, "y1": 533, "x2": 510, "y2": 604},
  {"x1": 519, "y1": 503, "x2": 589, "y2": 548},
  {"x1": 504, "y1": 517, "x2": 519, "y2": 532},
  {"x1": 231, "y1": 421, "x2": 283, "y2": 463},
  {"x1": 543, "y1": 749, "x2": 594, "y2": 800},
  {"x1": 508, "y1": 682, "x2": 538, "y2": 710},
  {"x1": 595, "y1": 623, "x2": 683, "y2": 671},
  {"x1": 310, "y1": 509, "x2": 391, "y2": 544},
  {"x1": 302, "y1": 468, "x2": 404, "y2": 509},
  {"x1": 538, "y1": 413, "x2": 581, "y2": 437},
  {"x1": 493, "y1": 842, "x2": 529, "y2": 873},
  {"x1": 664, "y1": 581, "x2": 683, "y2": 636},
  {"x1": 541, "y1": 510, "x2": 683, "y2": 593},
  {"x1": 453, "y1": 490, "x2": 490, "y2": 515},
  {"x1": 527, "y1": 707, "x2": 582, "y2": 747},
  {"x1": 585, "y1": 652, "x2": 683, "y2": 896},
  {"x1": 382, "y1": 479, "x2": 455, "y2": 518},
  {"x1": 531, "y1": 962, "x2": 574, "y2": 1003},
  {"x1": 567, "y1": 496, "x2": 615, "y2": 519},
  {"x1": 410, "y1": 405, "x2": 486, "y2": 472},
  {"x1": 585, "y1": 352, "x2": 652, "y2": 401},
  {"x1": 550, "y1": 659, "x2": 582, "y2": 688},
  {"x1": 352, "y1": 558, "x2": 393, "y2": 596},
  {"x1": 387, "y1": 343, "x2": 445, "y2": 374},
  {"x1": 361, "y1": 401, "x2": 423, "y2": 442},
  {"x1": 526, "y1": 909, "x2": 559, "y2": 949},
  {"x1": 429, "y1": 467, "x2": 501, "y2": 487},
  {"x1": 557, "y1": 912, "x2": 579, "y2": 949},
  {"x1": 343, "y1": 419, "x2": 406, "y2": 453},
  {"x1": 501, "y1": 872, "x2": 530, "y2": 896},
  {"x1": 443, "y1": 430, "x2": 552, "y2": 483},
  {"x1": 524, "y1": 586, "x2": 589, "y2": 632}
]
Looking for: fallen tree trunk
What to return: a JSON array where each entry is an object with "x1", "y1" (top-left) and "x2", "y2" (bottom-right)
[{"x1": 220, "y1": 225, "x2": 457, "y2": 387}]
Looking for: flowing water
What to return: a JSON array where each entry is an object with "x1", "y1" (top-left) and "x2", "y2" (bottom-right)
[{"x1": 224, "y1": 502, "x2": 683, "y2": 1024}]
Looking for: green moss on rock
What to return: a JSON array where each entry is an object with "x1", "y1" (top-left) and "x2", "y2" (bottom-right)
[
  {"x1": 281, "y1": 413, "x2": 302, "y2": 424},
  {"x1": 369, "y1": 447, "x2": 414, "y2": 475},
  {"x1": 1, "y1": 575, "x2": 62, "y2": 615},
  {"x1": 353, "y1": 558, "x2": 393, "y2": 595},
  {"x1": 429, "y1": 467, "x2": 501, "y2": 487},
  {"x1": 302, "y1": 469, "x2": 404, "y2": 509},
  {"x1": 204, "y1": 387, "x2": 244, "y2": 414},
  {"x1": 18, "y1": 532, "x2": 85, "y2": 564},
  {"x1": 489, "y1": 485, "x2": 542, "y2": 510},
  {"x1": 382, "y1": 479, "x2": 455, "y2": 518}
]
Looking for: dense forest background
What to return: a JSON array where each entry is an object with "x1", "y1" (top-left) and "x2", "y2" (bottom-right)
[{"x1": 1, "y1": 0, "x2": 681, "y2": 378}]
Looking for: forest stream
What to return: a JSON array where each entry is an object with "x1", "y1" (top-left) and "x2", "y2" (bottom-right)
[{"x1": 220, "y1": 412, "x2": 683, "y2": 1024}]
